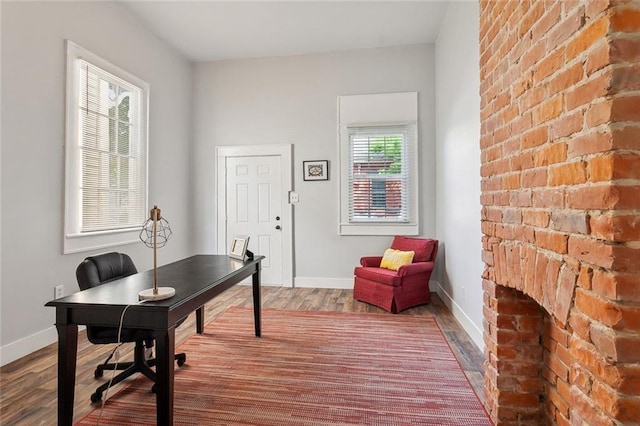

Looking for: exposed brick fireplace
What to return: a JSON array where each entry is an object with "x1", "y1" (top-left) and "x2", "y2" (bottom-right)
[{"x1": 479, "y1": 1, "x2": 640, "y2": 424}]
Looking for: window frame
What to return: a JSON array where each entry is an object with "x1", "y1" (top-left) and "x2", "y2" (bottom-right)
[
  {"x1": 337, "y1": 92, "x2": 419, "y2": 236},
  {"x1": 63, "y1": 41, "x2": 149, "y2": 254}
]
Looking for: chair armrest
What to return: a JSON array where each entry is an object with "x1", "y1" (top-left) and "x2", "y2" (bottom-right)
[
  {"x1": 360, "y1": 256, "x2": 383, "y2": 267},
  {"x1": 397, "y1": 261, "x2": 435, "y2": 277}
]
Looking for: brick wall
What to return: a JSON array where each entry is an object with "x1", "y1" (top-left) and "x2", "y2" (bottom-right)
[{"x1": 479, "y1": 1, "x2": 640, "y2": 424}]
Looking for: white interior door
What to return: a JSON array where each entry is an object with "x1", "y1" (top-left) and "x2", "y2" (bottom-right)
[
  {"x1": 225, "y1": 155, "x2": 283, "y2": 285},
  {"x1": 216, "y1": 144, "x2": 292, "y2": 287}
]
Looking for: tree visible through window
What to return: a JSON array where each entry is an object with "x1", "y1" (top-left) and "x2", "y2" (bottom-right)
[
  {"x1": 79, "y1": 62, "x2": 144, "y2": 232},
  {"x1": 349, "y1": 127, "x2": 409, "y2": 222}
]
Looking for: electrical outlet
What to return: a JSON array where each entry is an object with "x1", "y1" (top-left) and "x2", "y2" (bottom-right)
[
  {"x1": 289, "y1": 191, "x2": 299, "y2": 203},
  {"x1": 54, "y1": 285, "x2": 64, "y2": 299}
]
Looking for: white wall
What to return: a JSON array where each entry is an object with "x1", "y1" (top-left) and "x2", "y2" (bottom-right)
[
  {"x1": 0, "y1": 3, "x2": 4, "y2": 367},
  {"x1": 434, "y1": 1, "x2": 484, "y2": 349},
  {"x1": 1, "y1": 1, "x2": 483, "y2": 364},
  {"x1": 192, "y1": 45, "x2": 436, "y2": 285},
  {"x1": 0, "y1": 1, "x2": 193, "y2": 365}
]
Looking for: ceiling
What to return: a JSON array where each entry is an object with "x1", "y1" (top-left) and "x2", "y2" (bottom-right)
[{"x1": 119, "y1": 1, "x2": 450, "y2": 62}]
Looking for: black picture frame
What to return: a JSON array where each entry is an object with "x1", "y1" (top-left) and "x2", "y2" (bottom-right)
[{"x1": 303, "y1": 160, "x2": 329, "y2": 181}]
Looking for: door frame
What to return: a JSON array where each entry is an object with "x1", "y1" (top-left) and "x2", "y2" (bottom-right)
[{"x1": 215, "y1": 144, "x2": 293, "y2": 287}]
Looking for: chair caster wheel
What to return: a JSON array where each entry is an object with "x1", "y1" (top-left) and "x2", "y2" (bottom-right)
[
  {"x1": 151, "y1": 384, "x2": 158, "y2": 393},
  {"x1": 90, "y1": 391, "x2": 102, "y2": 403},
  {"x1": 94, "y1": 368, "x2": 103, "y2": 378},
  {"x1": 177, "y1": 355, "x2": 186, "y2": 367}
]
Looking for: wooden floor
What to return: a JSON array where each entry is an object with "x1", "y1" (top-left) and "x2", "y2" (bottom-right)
[{"x1": 0, "y1": 287, "x2": 485, "y2": 425}]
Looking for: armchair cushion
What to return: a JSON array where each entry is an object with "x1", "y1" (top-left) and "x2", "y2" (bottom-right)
[
  {"x1": 380, "y1": 249, "x2": 415, "y2": 271},
  {"x1": 355, "y1": 266, "x2": 403, "y2": 286},
  {"x1": 390, "y1": 236, "x2": 436, "y2": 262},
  {"x1": 355, "y1": 261, "x2": 435, "y2": 286}
]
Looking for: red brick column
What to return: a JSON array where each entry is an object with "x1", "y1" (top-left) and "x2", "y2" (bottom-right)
[{"x1": 479, "y1": 1, "x2": 640, "y2": 424}]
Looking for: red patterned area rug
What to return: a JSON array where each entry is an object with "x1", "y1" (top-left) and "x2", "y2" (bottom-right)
[{"x1": 78, "y1": 307, "x2": 491, "y2": 425}]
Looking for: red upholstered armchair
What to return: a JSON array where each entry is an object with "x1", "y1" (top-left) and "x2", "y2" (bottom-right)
[{"x1": 353, "y1": 236, "x2": 438, "y2": 313}]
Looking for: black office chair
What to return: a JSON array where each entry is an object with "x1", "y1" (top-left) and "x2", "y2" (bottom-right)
[{"x1": 76, "y1": 252, "x2": 186, "y2": 403}]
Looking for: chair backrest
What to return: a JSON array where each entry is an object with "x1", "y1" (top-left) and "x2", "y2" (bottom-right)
[
  {"x1": 76, "y1": 252, "x2": 138, "y2": 290},
  {"x1": 390, "y1": 236, "x2": 438, "y2": 263}
]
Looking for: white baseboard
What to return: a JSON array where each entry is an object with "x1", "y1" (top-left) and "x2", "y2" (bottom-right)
[
  {"x1": 294, "y1": 277, "x2": 353, "y2": 289},
  {"x1": 1, "y1": 324, "x2": 88, "y2": 367},
  {"x1": 432, "y1": 281, "x2": 484, "y2": 351},
  {"x1": 1, "y1": 326, "x2": 57, "y2": 366}
]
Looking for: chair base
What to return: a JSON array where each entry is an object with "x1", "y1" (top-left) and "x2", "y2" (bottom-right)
[
  {"x1": 353, "y1": 276, "x2": 430, "y2": 314},
  {"x1": 90, "y1": 341, "x2": 186, "y2": 403}
]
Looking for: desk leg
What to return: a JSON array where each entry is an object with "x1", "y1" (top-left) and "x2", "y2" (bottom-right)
[
  {"x1": 196, "y1": 307, "x2": 204, "y2": 334},
  {"x1": 155, "y1": 326, "x2": 175, "y2": 426},
  {"x1": 252, "y1": 266, "x2": 261, "y2": 337},
  {"x1": 56, "y1": 322, "x2": 78, "y2": 426}
]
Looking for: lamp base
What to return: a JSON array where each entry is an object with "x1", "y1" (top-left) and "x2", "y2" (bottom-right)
[{"x1": 138, "y1": 287, "x2": 175, "y2": 301}]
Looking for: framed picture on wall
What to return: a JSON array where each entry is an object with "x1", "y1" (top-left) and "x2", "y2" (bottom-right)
[{"x1": 303, "y1": 160, "x2": 329, "y2": 181}]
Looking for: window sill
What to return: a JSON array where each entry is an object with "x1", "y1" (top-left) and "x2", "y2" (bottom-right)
[
  {"x1": 338, "y1": 223, "x2": 419, "y2": 236},
  {"x1": 63, "y1": 228, "x2": 141, "y2": 254}
]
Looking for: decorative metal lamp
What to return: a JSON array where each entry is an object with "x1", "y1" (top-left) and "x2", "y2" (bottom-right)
[{"x1": 138, "y1": 205, "x2": 175, "y2": 301}]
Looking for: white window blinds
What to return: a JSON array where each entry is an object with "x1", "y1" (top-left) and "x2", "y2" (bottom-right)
[
  {"x1": 348, "y1": 125, "x2": 412, "y2": 222},
  {"x1": 77, "y1": 61, "x2": 146, "y2": 232}
]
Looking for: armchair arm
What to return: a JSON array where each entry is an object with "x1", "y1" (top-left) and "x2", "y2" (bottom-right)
[
  {"x1": 397, "y1": 261, "x2": 435, "y2": 277},
  {"x1": 360, "y1": 256, "x2": 383, "y2": 267}
]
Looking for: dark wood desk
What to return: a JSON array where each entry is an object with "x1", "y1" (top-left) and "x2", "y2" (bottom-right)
[{"x1": 46, "y1": 254, "x2": 264, "y2": 426}]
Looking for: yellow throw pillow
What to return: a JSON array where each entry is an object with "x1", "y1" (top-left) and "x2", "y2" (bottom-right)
[{"x1": 380, "y1": 249, "x2": 415, "y2": 271}]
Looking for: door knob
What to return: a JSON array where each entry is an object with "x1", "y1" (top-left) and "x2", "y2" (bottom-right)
[
  {"x1": 275, "y1": 216, "x2": 280, "y2": 221},
  {"x1": 275, "y1": 225, "x2": 281, "y2": 230}
]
